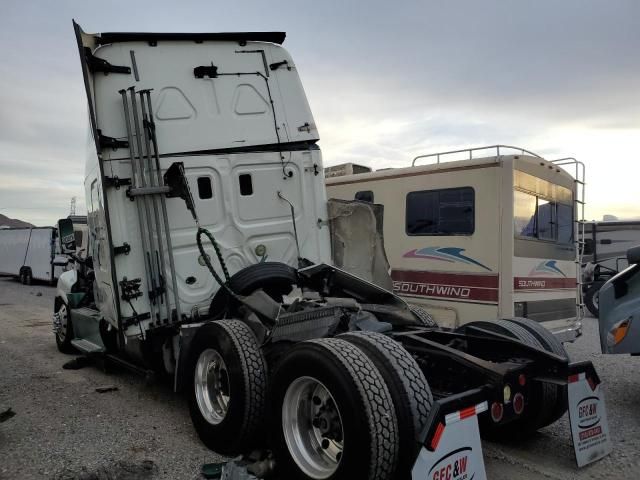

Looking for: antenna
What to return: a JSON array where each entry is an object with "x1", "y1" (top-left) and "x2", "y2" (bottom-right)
[{"x1": 70, "y1": 197, "x2": 77, "y2": 216}]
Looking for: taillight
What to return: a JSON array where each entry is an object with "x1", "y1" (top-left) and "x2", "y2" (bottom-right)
[
  {"x1": 490, "y1": 402, "x2": 504, "y2": 423},
  {"x1": 513, "y1": 393, "x2": 525, "y2": 415}
]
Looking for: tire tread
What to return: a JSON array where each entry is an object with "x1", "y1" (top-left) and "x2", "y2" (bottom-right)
[{"x1": 309, "y1": 338, "x2": 399, "y2": 480}]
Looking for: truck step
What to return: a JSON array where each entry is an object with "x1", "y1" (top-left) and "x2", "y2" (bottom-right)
[
  {"x1": 70, "y1": 307, "x2": 105, "y2": 350},
  {"x1": 71, "y1": 338, "x2": 106, "y2": 354}
]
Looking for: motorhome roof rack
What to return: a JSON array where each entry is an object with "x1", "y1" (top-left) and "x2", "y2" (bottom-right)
[{"x1": 411, "y1": 144, "x2": 543, "y2": 167}]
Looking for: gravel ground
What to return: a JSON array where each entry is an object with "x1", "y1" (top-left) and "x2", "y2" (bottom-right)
[{"x1": 0, "y1": 275, "x2": 639, "y2": 479}]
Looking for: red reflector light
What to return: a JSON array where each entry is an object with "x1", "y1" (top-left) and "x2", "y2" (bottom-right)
[
  {"x1": 490, "y1": 402, "x2": 504, "y2": 423},
  {"x1": 513, "y1": 393, "x2": 525, "y2": 415},
  {"x1": 518, "y1": 374, "x2": 526, "y2": 386}
]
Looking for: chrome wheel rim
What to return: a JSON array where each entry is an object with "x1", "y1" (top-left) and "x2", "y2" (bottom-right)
[
  {"x1": 282, "y1": 376, "x2": 344, "y2": 479},
  {"x1": 194, "y1": 348, "x2": 230, "y2": 425},
  {"x1": 57, "y1": 304, "x2": 68, "y2": 341}
]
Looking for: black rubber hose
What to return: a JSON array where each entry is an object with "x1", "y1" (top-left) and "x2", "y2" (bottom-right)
[{"x1": 196, "y1": 227, "x2": 233, "y2": 294}]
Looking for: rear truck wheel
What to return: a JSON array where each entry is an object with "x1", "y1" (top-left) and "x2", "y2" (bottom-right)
[
  {"x1": 339, "y1": 331, "x2": 433, "y2": 477},
  {"x1": 585, "y1": 281, "x2": 604, "y2": 317},
  {"x1": 54, "y1": 299, "x2": 76, "y2": 354},
  {"x1": 409, "y1": 305, "x2": 437, "y2": 327},
  {"x1": 502, "y1": 317, "x2": 569, "y2": 425},
  {"x1": 270, "y1": 338, "x2": 399, "y2": 480},
  {"x1": 460, "y1": 320, "x2": 559, "y2": 440},
  {"x1": 208, "y1": 262, "x2": 297, "y2": 318},
  {"x1": 187, "y1": 320, "x2": 267, "y2": 454}
]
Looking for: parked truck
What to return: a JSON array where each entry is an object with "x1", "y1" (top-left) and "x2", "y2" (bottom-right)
[
  {"x1": 326, "y1": 147, "x2": 585, "y2": 343},
  {"x1": 582, "y1": 220, "x2": 640, "y2": 316},
  {"x1": 597, "y1": 245, "x2": 640, "y2": 355},
  {"x1": 0, "y1": 226, "x2": 67, "y2": 284},
  {"x1": 54, "y1": 22, "x2": 611, "y2": 479}
]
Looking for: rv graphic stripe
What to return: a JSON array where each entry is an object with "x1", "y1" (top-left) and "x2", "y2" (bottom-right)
[
  {"x1": 403, "y1": 247, "x2": 492, "y2": 271},
  {"x1": 392, "y1": 270, "x2": 499, "y2": 303}
]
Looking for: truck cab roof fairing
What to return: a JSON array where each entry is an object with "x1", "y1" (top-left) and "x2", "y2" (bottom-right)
[{"x1": 95, "y1": 31, "x2": 286, "y2": 45}]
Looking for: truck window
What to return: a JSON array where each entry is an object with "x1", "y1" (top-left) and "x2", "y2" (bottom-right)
[
  {"x1": 74, "y1": 230, "x2": 83, "y2": 248},
  {"x1": 406, "y1": 187, "x2": 474, "y2": 236},
  {"x1": 355, "y1": 190, "x2": 374, "y2": 203},
  {"x1": 239, "y1": 174, "x2": 253, "y2": 196},
  {"x1": 197, "y1": 177, "x2": 213, "y2": 199}
]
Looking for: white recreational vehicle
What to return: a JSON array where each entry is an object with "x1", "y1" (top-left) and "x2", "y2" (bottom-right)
[
  {"x1": 53, "y1": 24, "x2": 610, "y2": 478},
  {"x1": 326, "y1": 146, "x2": 585, "y2": 342}
]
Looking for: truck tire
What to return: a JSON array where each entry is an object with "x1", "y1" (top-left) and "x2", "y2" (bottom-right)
[
  {"x1": 502, "y1": 317, "x2": 567, "y2": 357},
  {"x1": 208, "y1": 262, "x2": 297, "y2": 318},
  {"x1": 270, "y1": 338, "x2": 399, "y2": 480},
  {"x1": 502, "y1": 317, "x2": 569, "y2": 425},
  {"x1": 54, "y1": 298, "x2": 76, "y2": 354},
  {"x1": 460, "y1": 320, "x2": 559, "y2": 440},
  {"x1": 585, "y1": 281, "x2": 604, "y2": 317},
  {"x1": 187, "y1": 320, "x2": 267, "y2": 454},
  {"x1": 340, "y1": 331, "x2": 432, "y2": 476},
  {"x1": 409, "y1": 305, "x2": 437, "y2": 327}
]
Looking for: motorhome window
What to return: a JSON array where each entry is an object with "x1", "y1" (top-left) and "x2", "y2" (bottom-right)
[
  {"x1": 537, "y1": 199, "x2": 556, "y2": 241},
  {"x1": 514, "y1": 190, "x2": 537, "y2": 238},
  {"x1": 557, "y1": 203, "x2": 573, "y2": 243},
  {"x1": 239, "y1": 174, "x2": 253, "y2": 196},
  {"x1": 513, "y1": 171, "x2": 573, "y2": 244},
  {"x1": 406, "y1": 187, "x2": 474, "y2": 235},
  {"x1": 197, "y1": 177, "x2": 213, "y2": 199},
  {"x1": 355, "y1": 191, "x2": 374, "y2": 203}
]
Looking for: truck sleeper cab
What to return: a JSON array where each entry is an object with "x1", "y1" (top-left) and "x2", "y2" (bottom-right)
[
  {"x1": 326, "y1": 146, "x2": 584, "y2": 342},
  {"x1": 54, "y1": 24, "x2": 608, "y2": 479}
]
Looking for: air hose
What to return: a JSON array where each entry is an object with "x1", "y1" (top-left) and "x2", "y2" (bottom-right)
[
  {"x1": 196, "y1": 227, "x2": 265, "y2": 320},
  {"x1": 196, "y1": 227, "x2": 236, "y2": 298}
]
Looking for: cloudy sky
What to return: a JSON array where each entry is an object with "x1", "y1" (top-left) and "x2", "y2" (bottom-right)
[{"x1": 1, "y1": 0, "x2": 639, "y2": 226}]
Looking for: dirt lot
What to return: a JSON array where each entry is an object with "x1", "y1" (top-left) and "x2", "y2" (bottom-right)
[{"x1": 1, "y1": 276, "x2": 639, "y2": 479}]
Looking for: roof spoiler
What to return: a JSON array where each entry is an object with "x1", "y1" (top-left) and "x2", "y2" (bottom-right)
[{"x1": 94, "y1": 31, "x2": 286, "y2": 46}]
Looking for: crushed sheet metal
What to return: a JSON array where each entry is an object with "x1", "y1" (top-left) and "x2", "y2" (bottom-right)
[{"x1": 568, "y1": 372, "x2": 612, "y2": 467}]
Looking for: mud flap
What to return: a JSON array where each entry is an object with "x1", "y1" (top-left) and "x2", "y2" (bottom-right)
[
  {"x1": 412, "y1": 396, "x2": 487, "y2": 480},
  {"x1": 567, "y1": 370, "x2": 612, "y2": 467}
]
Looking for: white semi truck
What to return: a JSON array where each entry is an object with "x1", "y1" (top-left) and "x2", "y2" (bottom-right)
[{"x1": 54, "y1": 22, "x2": 610, "y2": 479}]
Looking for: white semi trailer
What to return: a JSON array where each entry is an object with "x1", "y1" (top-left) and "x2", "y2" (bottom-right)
[
  {"x1": 54, "y1": 22, "x2": 610, "y2": 479},
  {"x1": 0, "y1": 227, "x2": 66, "y2": 284}
]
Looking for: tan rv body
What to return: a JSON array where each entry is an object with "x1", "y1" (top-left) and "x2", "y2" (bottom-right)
[{"x1": 326, "y1": 153, "x2": 582, "y2": 341}]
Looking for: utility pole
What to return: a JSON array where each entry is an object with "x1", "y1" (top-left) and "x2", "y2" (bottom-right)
[{"x1": 70, "y1": 197, "x2": 77, "y2": 216}]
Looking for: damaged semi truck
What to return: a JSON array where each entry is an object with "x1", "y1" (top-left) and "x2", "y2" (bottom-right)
[{"x1": 54, "y1": 22, "x2": 611, "y2": 479}]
